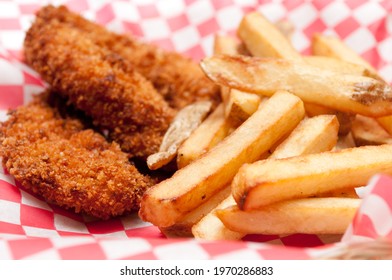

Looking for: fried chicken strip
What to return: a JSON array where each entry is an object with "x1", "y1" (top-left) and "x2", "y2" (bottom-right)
[
  {"x1": 31, "y1": 5, "x2": 221, "y2": 109},
  {"x1": 24, "y1": 19, "x2": 175, "y2": 159},
  {"x1": 0, "y1": 92, "x2": 156, "y2": 219}
]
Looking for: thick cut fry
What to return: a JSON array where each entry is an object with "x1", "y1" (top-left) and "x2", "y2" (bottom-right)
[
  {"x1": 270, "y1": 115, "x2": 339, "y2": 159},
  {"x1": 304, "y1": 56, "x2": 377, "y2": 79},
  {"x1": 160, "y1": 185, "x2": 231, "y2": 237},
  {"x1": 213, "y1": 34, "x2": 248, "y2": 104},
  {"x1": 232, "y1": 144, "x2": 392, "y2": 210},
  {"x1": 213, "y1": 34, "x2": 248, "y2": 56},
  {"x1": 216, "y1": 198, "x2": 361, "y2": 235},
  {"x1": 225, "y1": 89, "x2": 262, "y2": 127},
  {"x1": 192, "y1": 115, "x2": 339, "y2": 240},
  {"x1": 238, "y1": 12, "x2": 302, "y2": 61},
  {"x1": 192, "y1": 195, "x2": 244, "y2": 240},
  {"x1": 304, "y1": 103, "x2": 355, "y2": 136},
  {"x1": 312, "y1": 33, "x2": 380, "y2": 78},
  {"x1": 177, "y1": 103, "x2": 231, "y2": 168},
  {"x1": 334, "y1": 132, "x2": 356, "y2": 151},
  {"x1": 201, "y1": 55, "x2": 392, "y2": 117},
  {"x1": 376, "y1": 116, "x2": 392, "y2": 136},
  {"x1": 139, "y1": 91, "x2": 305, "y2": 227},
  {"x1": 351, "y1": 115, "x2": 392, "y2": 146},
  {"x1": 147, "y1": 101, "x2": 212, "y2": 170}
]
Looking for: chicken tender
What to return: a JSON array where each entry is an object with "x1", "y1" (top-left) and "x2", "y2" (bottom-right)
[
  {"x1": 31, "y1": 5, "x2": 221, "y2": 109},
  {"x1": 0, "y1": 92, "x2": 156, "y2": 219},
  {"x1": 24, "y1": 19, "x2": 175, "y2": 159}
]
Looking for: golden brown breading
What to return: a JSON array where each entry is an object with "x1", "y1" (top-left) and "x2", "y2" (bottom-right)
[
  {"x1": 24, "y1": 19, "x2": 175, "y2": 159},
  {"x1": 0, "y1": 92, "x2": 156, "y2": 219},
  {"x1": 32, "y1": 5, "x2": 221, "y2": 109}
]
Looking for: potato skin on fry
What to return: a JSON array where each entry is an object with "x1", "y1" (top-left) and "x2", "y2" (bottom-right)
[
  {"x1": 0, "y1": 93, "x2": 156, "y2": 219},
  {"x1": 139, "y1": 91, "x2": 305, "y2": 227},
  {"x1": 201, "y1": 55, "x2": 392, "y2": 118}
]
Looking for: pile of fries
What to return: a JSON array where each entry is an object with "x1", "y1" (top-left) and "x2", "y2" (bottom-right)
[{"x1": 139, "y1": 11, "x2": 392, "y2": 240}]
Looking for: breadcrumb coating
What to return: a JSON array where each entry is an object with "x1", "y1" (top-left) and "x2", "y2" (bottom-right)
[
  {"x1": 0, "y1": 92, "x2": 156, "y2": 219},
  {"x1": 24, "y1": 18, "x2": 175, "y2": 159},
  {"x1": 32, "y1": 5, "x2": 221, "y2": 110}
]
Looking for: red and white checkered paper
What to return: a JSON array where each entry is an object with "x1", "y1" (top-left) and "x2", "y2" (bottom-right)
[{"x1": 0, "y1": 0, "x2": 392, "y2": 259}]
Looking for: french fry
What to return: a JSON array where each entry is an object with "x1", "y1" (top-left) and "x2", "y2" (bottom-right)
[
  {"x1": 225, "y1": 89, "x2": 262, "y2": 127},
  {"x1": 274, "y1": 19, "x2": 294, "y2": 39},
  {"x1": 139, "y1": 91, "x2": 305, "y2": 227},
  {"x1": 177, "y1": 103, "x2": 231, "y2": 168},
  {"x1": 160, "y1": 185, "x2": 231, "y2": 237},
  {"x1": 311, "y1": 33, "x2": 381, "y2": 79},
  {"x1": 310, "y1": 33, "x2": 392, "y2": 137},
  {"x1": 270, "y1": 115, "x2": 339, "y2": 159},
  {"x1": 304, "y1": 56, "x2": 376, "y2": 79},
  {"x1": 236, "y1": 13, "x2": 356, "y2": 134},
  {"x1": 232, "y1": 144, "x2": 392, "y2": 210},
  {"x1": 334, "y1": 132, "x2": 356, "y2": 151},
  {"x1": 351, "y1": 115, "x2": 392, "y2": 146},
  {"x1": 147, "y1": 101, "x2": 212, "y2": 170},
  {"x1": 192, "y1": 195, "x2": 244, "y2": 240},
  {"x1": 238, "y1": 11, "x2": 302, "y2": 61},
  {"x1": 304, "y1": 103, "x2": 355, "y2": 136},
  {"x1": 216, "y1": 198, "x2": 361, "y2": 235},
  {"x1": 213, "y1": 34, "x2": 248, "y2": 103},
  {"x1": 201, "y1": 55, "x2": 392, "y2": 117},
  {"x1": 376, "y1": 116, "x2": 392, "y2": 136},
  {"x1": 214, "y1": 34, "x2": 248, "y2": 56},
  {"x1": 192, "y1": 115, "x2": 340, "y2": 240}
]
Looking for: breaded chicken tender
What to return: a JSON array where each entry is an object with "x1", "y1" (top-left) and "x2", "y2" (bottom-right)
[
  {"x1": 0, "y1": 92, "x2": 156, "y2": 219},
  {"x1": 31, "y1": 5, "x2": 221, "y2": 109},
  {"x1": 24, "y1": 19, "x2": 175, "y2": 159}
]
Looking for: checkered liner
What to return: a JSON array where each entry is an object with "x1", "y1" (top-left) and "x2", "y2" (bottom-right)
[{"x1": 0, "y1": 0, "x2": 392, "y2": 259}]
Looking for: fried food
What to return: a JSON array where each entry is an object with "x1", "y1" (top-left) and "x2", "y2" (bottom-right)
[
  {"x1": 0, "y1": 92, "x2": 156, "y2": 220},
  {"x1": 201, "y1": 55, "x2": 392, "y2": 117},
  {"x1": 232, "y1": 144, "x2": 392, "y2": 210},
  {"x1": 139, "y1": 91, "x2": 305, "y2": 227},
  {"x1": 32, "y1": 5, "x2": 220, "y2": 110},
  {"x1": 216, "y1": 198, "x2": 361, "y2": 235},
  {"x1": 24, "y1": 19, "x2": 175, "y2": 159}
]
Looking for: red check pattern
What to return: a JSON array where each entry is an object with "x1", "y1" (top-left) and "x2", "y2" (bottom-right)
[{"x1": 0, "y1": 0, "x2": 392, "y2": 259}]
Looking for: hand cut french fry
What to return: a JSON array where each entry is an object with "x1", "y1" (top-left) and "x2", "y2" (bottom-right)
[
  {"x1": 201, "y1": 55, "x2": 392, "y2": 117},
  {"x1": 192, "y1": 115, "x2": 340, "y2": 240},
  {"x1": 147, "y1": 101, "x2": 212, "y2": 170},
  {"x1": 351, "y1": 115, "x2": 392, "y2": 146},
  {"x1": 160, "y1": 185, "x2": 231, "y2": 237},
  {"x1": 225, "y1": 89, "x2": 262, "y2": 127},
  {"x1": 304, "y1": 103, "x2": 355, "y2": 136},
  {"x1": 192, "y1": 195, "x2": 245, "y2": 240},
  {"x1": 303, "y1": 56, "x2": 377, "y2": 79},
  {"x1": 334, "y1": 132, "x2": 356, "y2": 151},
  {"x1": 213, "y1": 34, "x2": 248, "y2": 56},
  {"x1": 232, "y1": 144, "x2": 392, "y2": 210},
  {"x1": 376, "y1": 116, "x2": 392, "y2": 136},
  {"x1": 270, "y1": 115, "x2": 339, "y2": 159},
  {"x1": 312, "y1": 33, "x2": 380, "y2": 79},
  {"x1": 216, "y1": 198, "x2": 361, "y2": 235},
  {"x1": 310, "y1": 33, "x2": 392, "y2": 136},
  {"x1": 177, "y1": 103, "x2": 231, "y2": 168},
  {"x1": 213, "y1": 34, "x2": 248, "y2": 104},
  {"x1": 274, "y1": 19, "x2": 294, "y2": 39},
  {"x1": 236, "y1": 13, "x2": 358, "y2": 134},
  {"x1": 139, "y1": 91, "x2": 305, "y2": 227},
  {"x1": 238, "y1": 11, "x2": 302, "y2": 61}
]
